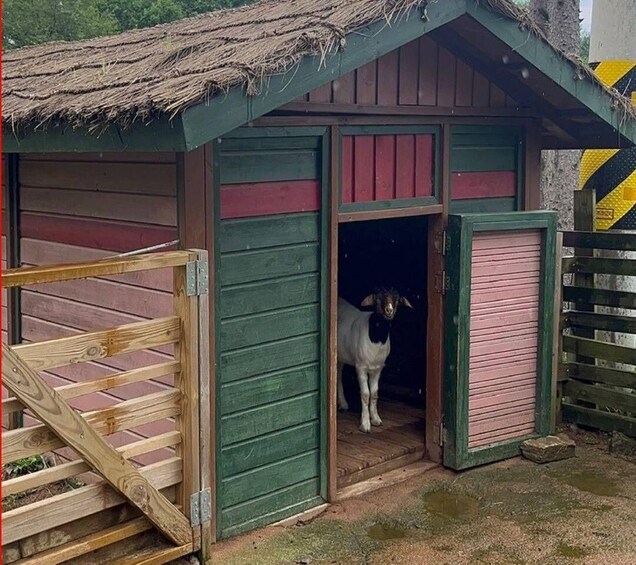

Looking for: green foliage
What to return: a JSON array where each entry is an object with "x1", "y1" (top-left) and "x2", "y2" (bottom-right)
[
  {"x1": 2, "y1": 0, "x2": 256, "y2": 50},
  {"x1": 2, "y1": 455, "x2": 48, "y2": 480}
]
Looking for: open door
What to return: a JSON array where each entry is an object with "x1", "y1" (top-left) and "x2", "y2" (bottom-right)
[{"x1": 443, "y1": 211, "x2": 557, "y2": 470}]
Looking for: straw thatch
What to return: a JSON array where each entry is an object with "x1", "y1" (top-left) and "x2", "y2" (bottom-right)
[{"x1": 2, "y1": 0, "x2": 634, "y2": 132}]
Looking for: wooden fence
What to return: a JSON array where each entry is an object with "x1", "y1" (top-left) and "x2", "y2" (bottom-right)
[
  {"x1": 1, "y1": 250, "x2": 211, "y2": 565},
  {"x1": 558, "y1": 224, "x2": 636, "y2": 437}
]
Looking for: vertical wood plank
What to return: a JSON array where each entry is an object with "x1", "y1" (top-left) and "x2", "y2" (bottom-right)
[
  {"x1": 418, "y1": 36, "x2": 438, "y2": 106},
  {"x1": 374, "y1": 135, "x2": 396, "y2": 201},
  {"x1": 415, "y1": 135, "x2": 434, "y2": 198},
  {"x1": 395, "y1": 135, "x2": 416, "y2": 199},
  {"x1": 309, "y1": 82, "x2": 332, "y2": 103},
  {"x1": 353, "y1": 136, "x2": 375, "y2": 202},
  {"x1": 398, "y1": 41, "x2": 419, "y2": 105},
  {"x1": 377, "y1": 50, "x2": 399, "y2": 106},
  {"x1": 472, "y1": 73, "x2": 491, "y2": 107},
  {"x1": 333, "y1": 72, "x2": 355, "y2": 105},
  {"x1": 454, "y1": 59, "x2": 473, "y2": 107},
  {"x1": 437, "y1": 47, "x2": 456, "y2": 107},
  {"x1": 525, "y1": 122, "x2": 542, "y2": 210},
  {"x1": 552, "y1": 231, "x2": 563, "y2": 432},
  {"x1": 341, "y1": 135, "x2": 354, "y2": 204},
  {"x1": 441, "y1": 124, "x2": 452, "y2": 218},
  {"x1": 328, "y1": 127, "x2": 339, "y2": 501},
  {"x1": 173, "y1": 255, "x2": 201, "y2": 525},
  {"x1": 489, "y1": 83, "x2": 507, "y2": 107},
  {"x1": 178, "y1": 148, "x2": 206, "y2": 249},
  {"x1": 355, "y1": 61, "x2": 377, "y2": 105}
]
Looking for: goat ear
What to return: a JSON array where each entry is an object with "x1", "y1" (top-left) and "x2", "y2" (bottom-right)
[
  {"x1": 400, "y1": 297, "x2": 414, "y2": 309},
  {"x1": 361, "y1": 294, "x2": 375, "y2": 307}
]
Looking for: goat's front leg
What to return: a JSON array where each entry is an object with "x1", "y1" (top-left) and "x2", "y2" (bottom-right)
[
  {"x1": 369, "y1": 369, "x2": 382, "y2": 426},
  {"x1": 356, "y1": 366, "x2": 371, "y2": 433},
  {"x1": 337, "y1": 362, "x2": 349, "y2": 411}
]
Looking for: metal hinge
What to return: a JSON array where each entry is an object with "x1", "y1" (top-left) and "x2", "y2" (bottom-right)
[
  {"x1": 439, "y1": 423, "x2": 447, "y2": 446},
  {"x1": 435, "y1": 270, "x2": 450, "y2": 295},
  {"x1": 434, "y1": 231, "x2": 449, "y2": 255},
  {"x1": 186, "y1": 259, "x2": 209, "y2": 296},
  {"x1": 190, "y1": 488, "x2": 212, "y2": 527}
]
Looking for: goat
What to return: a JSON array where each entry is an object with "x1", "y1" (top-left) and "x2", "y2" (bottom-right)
[{"x1": 337, "y1": 288, "x2": 413, "y2": 433}]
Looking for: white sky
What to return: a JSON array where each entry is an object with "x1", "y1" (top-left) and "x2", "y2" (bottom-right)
[{"x1": 581, "y1": 0, "x2": 593, "y2": 31}]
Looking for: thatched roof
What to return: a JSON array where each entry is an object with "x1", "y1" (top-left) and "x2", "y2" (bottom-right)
[{"x1": 2, "y1": 0, "x2": 635, "y2": 133}]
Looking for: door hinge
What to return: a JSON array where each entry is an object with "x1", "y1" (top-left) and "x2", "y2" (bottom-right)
[
  {"x1": 186, "y1": 259, "x2": 209, "y2": 296},
  {"x1": 435, "y1": 271, "x2": 449, "y2": 295},
  {"x1": 434, "y1": 231, "x2": 449, "y2": 256},
  {"x1": 190, "y1": 487, "x2": 212, "y2": 527},
  {"x1": 439, "y1": 423, "x2": 447, "y2": 446}
]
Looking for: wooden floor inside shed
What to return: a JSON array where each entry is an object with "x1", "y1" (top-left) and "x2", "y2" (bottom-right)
[{"x1": 337, "y1": 399, "x2": 426, "y2": 489}]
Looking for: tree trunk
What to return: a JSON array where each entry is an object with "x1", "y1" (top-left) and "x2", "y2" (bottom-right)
[{"x1": 529, "y1": 0, "x2": 580, "y2": 230}]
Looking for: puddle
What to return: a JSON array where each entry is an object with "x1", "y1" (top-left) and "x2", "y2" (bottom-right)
[
  {"x1": 561, "y1": 472, "x2": 618, "y2": 497},
  {"x1": 557, "y1": 543, "x2": 590, "y2": 559},
  {"x1": 367, "y1": 523, "x2": 407, "y2": 540},
  {"x1": 423, "y1": 491, "x2": 480, "y2": 520}
]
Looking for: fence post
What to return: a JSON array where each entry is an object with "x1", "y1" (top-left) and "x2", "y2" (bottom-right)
[
  {"x1": 173, "y1": 252, "x2": 201, "y2": 544},
  {"x1": 552, "y1": 231, "x2": 564, "y2": 431}
]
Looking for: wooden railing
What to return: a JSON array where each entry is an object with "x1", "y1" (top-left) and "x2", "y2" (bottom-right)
[
  {"x1": 558, "y1": 229, "x2": 636, "y2": 437},
  {"x1": 1, "y1": 250, "x2": 210, "y2": 565}
]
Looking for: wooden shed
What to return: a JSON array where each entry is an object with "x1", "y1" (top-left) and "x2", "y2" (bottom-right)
[{"x1": 3, "y1": 0, "x2": 636, "y2": 545}]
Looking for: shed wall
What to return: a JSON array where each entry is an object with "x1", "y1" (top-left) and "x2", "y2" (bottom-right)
[{"x1": 4, "y1": 152, "x2": 178, "y2": 463}]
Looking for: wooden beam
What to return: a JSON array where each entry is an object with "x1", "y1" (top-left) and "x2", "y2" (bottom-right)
[
  {"x1": 562, "y1": 230, "x2": 636, "y2": 251},
  {"x1": 2, "y1": 343, "x2": 192, "y2": 546},
  {"x1": 524, "y1": 122, "x2": 542, "y2": 210},
  {"x1": 338, "y1": 204, "x2": 443, "y2": 223},
  {"x1": 2, "y1": 250, "x2": 191, "y2": 288},
  {"x1": 564, "y1": 311, "x2": 636, "y2": 334},
  {"x1": 562, "y1": 335, "x2": 636, "y2": 366}
]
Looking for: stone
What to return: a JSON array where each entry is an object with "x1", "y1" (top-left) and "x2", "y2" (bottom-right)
[
  {"x1": 520, "y1": 435, "x2": 576, "y2": 464},
  {"x1": 609, "y1": 431, "x2": 636, "y2": 458}
]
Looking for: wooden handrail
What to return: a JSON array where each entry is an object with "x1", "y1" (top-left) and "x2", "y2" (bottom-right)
[
  {"x1": 561, "y1": 230, "x2": 636, "y2": 252},
  {"x1": 1, "y1": 250, "x2": 192, "y2": 288}
]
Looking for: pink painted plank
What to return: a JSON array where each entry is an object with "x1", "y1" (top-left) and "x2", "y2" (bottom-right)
[
  {"x1": 470, "y1": 310, "x2": 539, "y2": 330},
  {"x1": 415, "y1": 135, "x2": 434, "y2": 197},
  {"x1": 469, "y1": 423, "x2": 535, "y2": 448},
  {"x1": 470, "y1": 402, "x2": 536, "y2": 424},
  {"x1": 436, "y1": 47, "x2": 456, "y2": 107},
  {"x1": 470, "y1": 335, "x2": 539, "y2": 358},
  {"x1": 469, "y1": 411, "x2": 535, "y2": 436},
  {"x1": 470, "y1": 375, "x2": 537, "y2": 396},
  {"x1": 374, "y1": 135, "x2": 396, "y2": 201},
  {"x1": 395, "y1": 135, "x2": 416, "y2": 199},
  {"x1": 341, "y1": 136, "x2": 354, "y2": 204},
  {"x1": 220, "y1": 180, "x2": 320, "y2": 219},
  {"x1": 398, "y1": 40, "x2": 419, "y2": 105},
  {"x1": 377, "y1": 49, "x2": 399, "y2": 106},
  {"x1": 333, "y1": 71, "x2": 355, "y2": 104},
  {"x1": 451, "y1": 171, "x2": 517, "y2": 199},
  {"x1": 454, "y1": 59, "x2": 473, "y2": 107},
  {"x1": 353, "y1": 136, "x2": 375, "y2": 203},
  {"x1": 471, "y1": 283, "x2": 540, "y2": 304},
  {"x1": 418, "y1": 36, "x2": 438, "y2": 106},
  {"x1": 471, "y1": 261, "x2": 542, "y2": 278},
  {"x1": 469, "y1": 386, "x2": 537, "y2": 410},
  {"x1": 470, "y1": 323, "x2": 539, "y2": 344},
  {"x1": 20, "y1": 212, "x2": 178, "y2": 252},
  {"x1": 356, "y1": 61, "x2": 377, "y2": 105}
]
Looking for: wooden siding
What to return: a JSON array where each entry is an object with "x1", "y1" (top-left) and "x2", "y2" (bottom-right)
[
  {"x1": 217, "y1": 134, "x2": 323, "y2": 538},
  {"x1": 12, "y1": 152, "x2": 178, "y2": 463},
  {"x1": 450, "y1": 126, "x2": 522, "y2": 212},
  {"x1": 341, "y1": 134, "x2": 434, "y2": 204},
  {"x1": 467, "y1": 230, "x2": 541, "y2": 448},
  {"x1": 302, "y1": 36, "x2": 518, "y2": 109}
]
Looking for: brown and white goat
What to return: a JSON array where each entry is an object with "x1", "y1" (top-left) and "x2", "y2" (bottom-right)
[{"x1": 337, "y1": 288, "x2": 413, "y2": 433}]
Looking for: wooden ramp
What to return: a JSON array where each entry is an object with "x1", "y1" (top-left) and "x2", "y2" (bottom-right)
[{"x1": 337, "y1": 399, "x2": 426, "y2": 489}]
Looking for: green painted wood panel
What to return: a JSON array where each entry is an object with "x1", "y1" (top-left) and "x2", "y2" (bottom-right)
[
  {"x1": 220, "y1": 213, "x2": 319, "y2": 253},
  {"x1": 451, "y1": 146, "x2": 517, "y2": 172},
  {"x1": 221, "y1": 450, "x2": 320, "y2": 508},
  {"x1": 221, "y1": 421, "x2": 320, "y2": 476},
  {"x1": 220, "y1": 304, "x2": 320, "y2": 352},
  {"x1": 220, "y1": 333, "x2": 320, "y2": 384},
  {"x1": 220, "y1": 148, "x2": 319, "y2": 184},
  {"x1": 220, "y1": 273, "x2": 320, "y2": 318},
  {"x1": 220, "y1": 243, "x2": 319, "y2": 286},
  {"x1": 450, "y1": 197, "x2": 517, "y2": 213},
  {"x1": 221, "y1": 364, "x2": 320, "y2": 415}
]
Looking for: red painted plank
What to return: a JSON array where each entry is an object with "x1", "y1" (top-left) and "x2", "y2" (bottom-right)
[
  {"x1": 414, "y1": 135, "x2": 434, "y2": 197},
  {"x1": 374, "y1": 135, "x2": 395, "y2": 201},
  {"x1": 455, "y1": 59, "x2": 473, "y2": 107},
  {"x1": 436, "y1": 47, "x2": 456, "y2": 107},
  {"x1": 341, "y1": 135, "x2": 354, "y2": 204},
  {"x1": 353, "y1": 136, "x2": 375, "y2": 203},
  {"x1": 398, "y1": 40, "x2": 419, "y2": 105},
  {"x1": 333, "y1": 71, "x2": 355, "y2": 104},
  {"x1": 356, "y1": 61, "x2": 377, "y2": 105},
  {"x1": 220, "y1": 179, "x2": 320, "y2": 219},
  {"x1": 472, "y1": 72, "x2": 491, "y2": 107},
  {"x1": 22, "y1": 152, "x2": 176, "y2": 163},
  {"x1": 308, "y1": 82, "x2": 332, "y2": 103},
  {"x1": 395, "y1": 135, "x2": 416, "y2": 199},
  {"x1": 451, "y1": 171, "x2": 517, "y2": 199},
  {"x1": 20, "y1": 212, "x2": 177, "y2": 253},
  {"x1": 418, "y1": 36, "x2": 438, "y2": 106},
  {"x1": 377, "y1": 49, "x2": 399, "y2": 106}
]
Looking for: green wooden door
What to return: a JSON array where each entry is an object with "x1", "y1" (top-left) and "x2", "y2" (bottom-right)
[
  {"x1": 215, "y1": 129, "x2": 327, "y2": 539},
  {"x1": 443, "y1": 212, "x2": 557, "y2": 470}
]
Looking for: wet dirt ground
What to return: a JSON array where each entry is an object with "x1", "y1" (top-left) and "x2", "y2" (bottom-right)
[{"x1": 210, "y1": 430, "x2": 636, "y2": 564}]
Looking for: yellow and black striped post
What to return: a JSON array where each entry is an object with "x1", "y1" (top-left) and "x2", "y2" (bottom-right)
[{"x1": 579, "y1": 61, "x2": 636, "y2": 230}]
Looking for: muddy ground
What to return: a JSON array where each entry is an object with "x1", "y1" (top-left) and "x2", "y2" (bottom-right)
[{"x1": 210, "y1": 430, "x2": 636, "y2": 565}]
